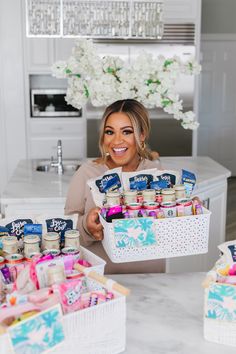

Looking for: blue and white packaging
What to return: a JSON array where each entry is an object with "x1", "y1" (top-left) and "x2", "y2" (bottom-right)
[{"x1": 87, "y1": 167, "x2": 122, "y2": 207}]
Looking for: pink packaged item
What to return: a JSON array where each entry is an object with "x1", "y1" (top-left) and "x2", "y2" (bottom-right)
[
  {"x1": 53, "y1": 278, "x2": 84, "y2": 314},
  {"x1": 81, "y1": 290, "x2": 115, "y2": 309},
  {"x1": 62, "y1": 254, "x2": 81, "y2": 274},
  {"x1": 76, "y1": 259, "x2": 92, "y2": 268}
]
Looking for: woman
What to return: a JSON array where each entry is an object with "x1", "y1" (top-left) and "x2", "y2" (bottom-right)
[{"x1": 65, "y1": 99, "x2": 165, "y2": 274}]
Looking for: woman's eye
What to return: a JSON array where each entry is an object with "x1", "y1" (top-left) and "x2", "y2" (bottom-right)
[
  {"x1": 104, "y1": 130, "x2": 114, "y2": 135},
  {"x1": 123, "y1": 130, "x2": 133, "y2": 135}
]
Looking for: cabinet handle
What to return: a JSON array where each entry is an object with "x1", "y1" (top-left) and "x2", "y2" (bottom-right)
[{"x1": 202, "y1": 198, "x2": 210, "y2": 209}]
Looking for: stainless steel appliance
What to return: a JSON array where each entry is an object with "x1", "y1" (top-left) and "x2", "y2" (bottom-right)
[{"x1": 31, "y1": 89, "x2": 82, "y2": 117}]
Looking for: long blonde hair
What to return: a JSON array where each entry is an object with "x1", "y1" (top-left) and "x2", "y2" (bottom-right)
[{"x1": 98, "y1": 99, "x2": 156, "y2": 162}]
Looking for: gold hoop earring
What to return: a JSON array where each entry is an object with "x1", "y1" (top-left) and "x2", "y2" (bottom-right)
[{"x1": 141, "y1": 141, "x2": 146, "y2": 151}]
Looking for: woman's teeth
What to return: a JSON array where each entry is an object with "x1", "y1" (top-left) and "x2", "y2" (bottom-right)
[{"x1": 112, "y1": 147, "x2": 127, "y2": 155}]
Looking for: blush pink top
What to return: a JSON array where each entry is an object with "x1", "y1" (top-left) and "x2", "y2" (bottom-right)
[{"x1": 65, "y1": 159, "x2": 165, "y2": 274}]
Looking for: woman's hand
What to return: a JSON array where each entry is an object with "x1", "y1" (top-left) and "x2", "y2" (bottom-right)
[{"x1": 86, "y1": 207, "x2": 104, "y2": 241}]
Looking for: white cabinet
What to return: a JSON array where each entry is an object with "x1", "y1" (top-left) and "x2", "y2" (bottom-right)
[
  {"x1": 26, "y1": 38, "x2": 55, "y2": 73},
  {"x1": 24, "y1": 36, "x2": 84, "y2": 160},
  {"x1": 26, "y1": 38, "x2": 75, "y2": 73},
  {"x1": 28, "y1": 118, "x2": 87, "y2": 159},
  {"x1": 166, "y1": 180, "x2": 228, "y2": 273}
]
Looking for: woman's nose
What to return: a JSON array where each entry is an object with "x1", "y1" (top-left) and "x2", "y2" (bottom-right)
[{"x1": 112, "y1": 132, "x2": 123, "y2": 144}]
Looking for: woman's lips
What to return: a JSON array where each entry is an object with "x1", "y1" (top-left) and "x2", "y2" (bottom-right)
[{"x1": 112, "y1": 147, "x2": 128, "y2": 156}]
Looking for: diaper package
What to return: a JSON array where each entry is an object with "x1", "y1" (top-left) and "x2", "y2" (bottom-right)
[{"x1": 87, "y1": 168, "x2": 122, "y2": 207}]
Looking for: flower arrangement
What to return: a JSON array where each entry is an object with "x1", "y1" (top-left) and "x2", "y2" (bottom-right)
[{"x1": 52, "y1": 39, "x2": 201, "y2": 129}]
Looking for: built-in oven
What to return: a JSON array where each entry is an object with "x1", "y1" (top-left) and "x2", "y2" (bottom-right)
[{"x1": 31, "y1": 89, "x2": 82, "y2": 117}]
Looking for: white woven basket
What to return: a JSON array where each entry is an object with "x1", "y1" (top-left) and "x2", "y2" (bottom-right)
[
  {"x1": 204, "y1": 284, "x2": 236, "y2": 347},
  {"x1": 0, "y1": 283, "x2": 126, "y2": 354},
  {"x1": 204, "y1": 317, "x2": 236, "y2": 347},
  {"x1": 100, "y1": 207, "x2": 211, "y2": 263},
  {"x1": 79, "y1": 246, "x2": 106, "y2": 290}
]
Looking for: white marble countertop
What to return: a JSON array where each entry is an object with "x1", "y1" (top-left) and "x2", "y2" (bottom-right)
[
  {"x1": 1, "y1": 157, "x2": 231, "y2": 206},
  {"x1": 112, "y1": 272, "x2": 236, "y2": 354}
]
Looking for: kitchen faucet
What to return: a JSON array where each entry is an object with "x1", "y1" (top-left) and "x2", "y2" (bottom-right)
[{"x1": 50, "y1": 139, "x2": 64, "y2": 175}]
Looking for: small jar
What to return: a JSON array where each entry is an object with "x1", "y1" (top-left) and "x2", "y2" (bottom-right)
[
  {"x1": 24, "y1": 235, "x2": 40, "y2": 257},
  {"x1": 123, "y1": 190, "x2": 137, "y2": 204},
  {"x1": 142, "y1": 189, "x2": 156, "y2": 203},
  {"x1": 61, "y1": 247, "x2": 80, "y2": 256},
  {"x1": 25, "y1": 252, "x2": 42, "y2": 262},
  {"x1": 176, "y1": 198, "x2": 193, "y2": 216},
  {"x1": 127, "y1": 202, "x2": 142, "y2": 218},
  {"x1": 143, "y1": 202, "x2": 159, "y2": 211},
  {"x1": 161, "y1": 202, "x2": 177, "y2": 218},
  {"x1": 47, "y1": 265, "x2": 65, "y2": 286},
  {"x1": 174, "y1": 184, "x2": 186, "y2": 200},
  {"x1": 43, "y1": 232, "x2": 60, "y2": 250},
  {"x1": 2, "y1": 236, "x2": 18, "y2": 254},
  {"x1": 64, "y1": 229, "x2": 80, "y2": 249},
  {"x1": 42, "y1": 249, "x2": 60, "y2": 257},
  {"x1": 105, "y1": 191, "x2": 121, "y2": 206},
  {"x1": 161, "y1": 188, "x2": 176, "y2": 203}
]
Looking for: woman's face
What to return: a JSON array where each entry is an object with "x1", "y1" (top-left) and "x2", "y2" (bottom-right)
[{"x1": 103, "y1": 112, "x2": 143, "y2": 171}]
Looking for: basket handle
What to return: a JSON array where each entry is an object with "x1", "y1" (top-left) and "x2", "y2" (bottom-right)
[{"x1": 73, "y1": 263, "x2": 130, "y2": 296}]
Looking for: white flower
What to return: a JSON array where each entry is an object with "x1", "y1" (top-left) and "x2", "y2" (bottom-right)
[
  {"x1": 52, "y1": 39, "x2": 201, "y2": 130},
  {"x1": 51, "y1": 61, "x2": 68, "y2": 78}
]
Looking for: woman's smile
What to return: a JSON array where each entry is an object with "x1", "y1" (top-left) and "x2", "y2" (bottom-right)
[{"x1": 112, "y1": 147, "x2": 128, "y2": 156}]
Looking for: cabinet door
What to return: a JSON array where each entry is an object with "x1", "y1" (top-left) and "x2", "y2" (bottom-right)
[
  {"x1": 55, "y1": 38, "x2": 75, "y2": 61},
  {"x1": 166, "y1": 181, "x2": 228, "y2": 273},
  {"x1": 29, "y1": 136, "x2": 86, "y2": 159},
  {"x1": 26, "y1": 38, "x2": 54, "y2": 73},
  {"x1": 29, "y1": 119, "x2": 85, "y2": 137}
]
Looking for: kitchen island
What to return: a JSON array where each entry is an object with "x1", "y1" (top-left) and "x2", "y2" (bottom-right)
[
  {"x1": 112, "y1": 272, "x2": 235, "y2": 354},
  {"x1": 0, "y1": 156, "x2": 231, "y2": 272}
]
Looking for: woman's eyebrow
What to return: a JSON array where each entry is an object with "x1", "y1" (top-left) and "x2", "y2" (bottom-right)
[{"x1": 105, "y1": 125, "x2": 133, "y2": 129}]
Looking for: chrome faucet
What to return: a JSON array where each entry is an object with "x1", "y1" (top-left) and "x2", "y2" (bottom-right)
[{"x1": 51, "y1": 140, "x2": 64, "y2": 175}]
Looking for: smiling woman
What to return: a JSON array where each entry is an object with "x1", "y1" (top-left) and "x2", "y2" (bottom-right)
[{"x1": 64, "y1": 99, "x2": 164, "y2": 274}]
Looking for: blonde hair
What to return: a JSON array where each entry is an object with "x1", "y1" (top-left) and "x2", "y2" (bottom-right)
[{"x1": 98, "y1": 99, "x2": 156, "y2": 162}]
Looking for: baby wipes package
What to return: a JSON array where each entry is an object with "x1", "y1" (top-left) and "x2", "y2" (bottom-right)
[
  {"x1": 218, "y1": 240, "x2": 236, "y2": 265},
  {"x1": 121, "y1": 169, "x2": 157, "y2": 191},
  {"x1": 36, "y1": 214, "x2": 78, "y2": 247},
  {"x1": 122, "y1": 169, "x2": 180, "y2": 191},
  {"x1": 153, "y1": 170, "x2": 180, "y2": 189},
  {"x1": 87, "y1": 168, "x2": 122, "y2": 207}
]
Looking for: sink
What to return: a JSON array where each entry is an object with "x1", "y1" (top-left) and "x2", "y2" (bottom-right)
[{"x1": 35, "y1": 160, "x2": 80, "y2": 174}]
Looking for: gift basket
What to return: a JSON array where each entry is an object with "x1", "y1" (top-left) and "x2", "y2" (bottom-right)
[
  {"x1": 203, "y1": 240, "x2": 236, "y2": 347},
  {"x1": 88, "y1": 167, "x2": 211, "y2": 263},
  {"x1": 0, "y1": 215, "x2": 128, "y2": 354},
  {"x1": 0, "y1": 265, "x2": 128, "y2": 354}
]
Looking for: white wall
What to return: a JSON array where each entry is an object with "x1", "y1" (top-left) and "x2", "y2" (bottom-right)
[
  {"x1": 202, "y1": 0, "x2": 236, "y2": 34},
  {"x1": 198, "y1": 0, "x2": 236, "y2": 175},
  {"x1": 0, "y1": 1, "x2": 27, "y2": 196}
]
